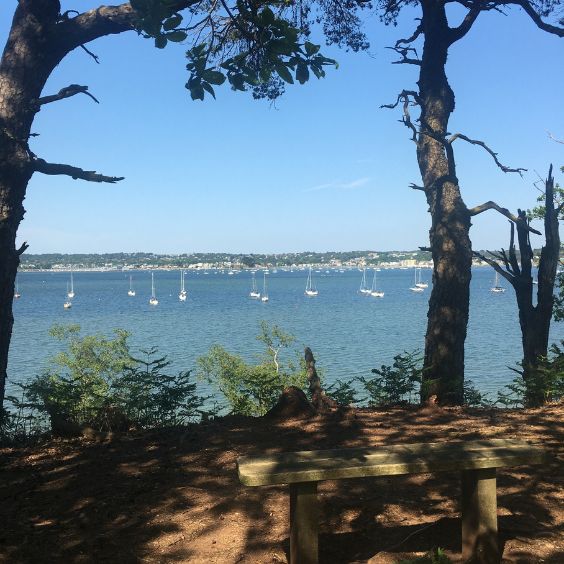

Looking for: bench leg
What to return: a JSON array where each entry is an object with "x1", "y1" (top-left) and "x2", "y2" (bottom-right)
[
  {"x1": 290, "y1": 481, "x2": 318, "y2": 564},
  {"x1": 461, "y1": 468, "x2": 499, "y2": 563}
]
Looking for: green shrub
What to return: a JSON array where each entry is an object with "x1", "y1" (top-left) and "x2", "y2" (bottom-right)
[
  {"x1": 197, "y1": 322, "x2": 308, "y2": 416},
  {"x1": 498, "y1": 344, "x2": 564, "y2": 407},
  {"x1": 359, "y1": 352, "x2": 492, "y2": 407},
  {"x1": 9, "y1": 325, "x2": 206, "y2": 434},
  {"x1": 326, "y1": 378, "x2": 359, "y2": 406},
  {"x1": 359, "y1": 351, "x2": 422, "y2": 406}
]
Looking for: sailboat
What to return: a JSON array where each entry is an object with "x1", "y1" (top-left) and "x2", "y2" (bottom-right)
[
  {"x1": 179, "y1": 270, "x2": 187, "y2": 301},
  {"x1": 490, "y1": 271, "x2": 505, "y2": 293},
  {"x1": 305, "y1": 267, "x2": 318, "y2": 296},
  {"x1": 63, "y1": 283, "x2": 72, "y2": 309},
  {"x1": 369, "y1": 269, "x2": 384, "y2": 298},
  {"x1": 261, "y1": 272, "x2": 269, "y2": 302},
  {"x1": 410, "y1": 268, "x2": 424, "y2": 292},
  {"x1": 359, "y1": 268, "x2": 371, "y2": 295},
  {"x1": 149, "y1": 272, "x2": 159, "y2": 305},
  {"x1": 67, "y1": 270, "x2": 75, "y2": 298},
  {"x1": 14, "y1": 277, "x2": 21, "y2": 299},
  {"x1": 415, "y1": 268, "x2": 428, "y2": 289},
  {"x1": 127, "y1": 275, "x2": 136, "y2": 297},
  {"x1": 249, "y1": 271, "x2": 261, "y2": 299}
]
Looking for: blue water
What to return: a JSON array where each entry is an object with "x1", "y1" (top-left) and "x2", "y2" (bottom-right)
[{"x1": 8, "y1": 268, "x2": 563, "y2": 401}]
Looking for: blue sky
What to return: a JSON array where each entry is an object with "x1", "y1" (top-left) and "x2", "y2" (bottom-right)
[{"x1": 2, "y1": 1, "x2": 563, "y2": 254}]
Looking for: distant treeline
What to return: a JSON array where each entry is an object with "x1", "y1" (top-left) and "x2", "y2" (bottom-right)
[
  {"x1": 21, "y1": 250, "x2": 433, "y2": 269},
  {"x1": 19, "y1": 248, "x2": 556, "y2": 270}
]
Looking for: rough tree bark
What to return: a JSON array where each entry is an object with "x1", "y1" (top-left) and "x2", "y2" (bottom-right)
[
  {"x1": 383, "y1": 0, "x2": 559, "y2": 404},
  {"x1": 305, "y1": 347, "x2": 337, "y2": 412},
  {"x1": 416, "y1": 2, "x2": 472, "y2": 405},
  {"x1": 474, "y1": 166, "x2": 560, "y2": 406},
  {"x1": 0, "y1": 0, "x2": 136, "y2": 409}
]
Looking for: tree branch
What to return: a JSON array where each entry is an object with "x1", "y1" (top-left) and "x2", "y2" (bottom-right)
[
  {"x1": 80, "y1": 44, "x2": 101, "y2": 64},
  {"x1": 448, "y1": 133, "x2": 526, "y2": 175},
  {"x1": 547, "y1": 131, "x2": 564, "y2": 145},
  {"x1": 410, "y1": 183, "x2": 426, "y2": 192},
  {"x1": 396, "y1": 21, "x2": 423, "y2": 47},
  {"x1": 468, "y1": 200, "x2": 542, "y2": 235},
  {"x1": 502, "y1": 0, "x2": 564, "y2": 37},
  {"x1": 381, "y1": 90, "x2": 421, "y2": 142},
  {"x1": 33, "y1": 158, "x2": 124, "y2": 183},
  {"x1": 386, "y1": 46, "x2": 421, "y2": 66},
  {"x1": 37, "y1": 84, "x2": 99, "y2": 106},
  {"x1": 449, "y1": 5, "x2": 482, "y2": 43},
  {"x1": 472, "y1": 250, "x2": 515, "y2": 285},
  {"x1": 16, "y1": 242, "x2": 29, "y2": 256}
]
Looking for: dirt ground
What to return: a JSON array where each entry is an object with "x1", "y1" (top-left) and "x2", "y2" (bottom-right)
[{"x1": 1, "y1": 403, "x2": 562, "y2": 563}]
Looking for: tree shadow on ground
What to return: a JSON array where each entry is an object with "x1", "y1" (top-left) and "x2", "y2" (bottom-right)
[{"x1": 0, "y1": 403, "x2": 562, "y2": 563}]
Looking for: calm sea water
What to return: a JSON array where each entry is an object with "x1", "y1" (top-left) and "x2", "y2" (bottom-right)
[{"x1": 8, "y1": 268, "x2": 563, "y2": 401}]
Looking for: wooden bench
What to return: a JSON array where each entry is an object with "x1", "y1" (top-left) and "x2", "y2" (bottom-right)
[{"x1": 237, "y1": 439, "x2": 548, "y2": 564}]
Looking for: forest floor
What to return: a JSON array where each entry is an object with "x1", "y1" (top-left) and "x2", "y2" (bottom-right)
[{"x1": 0, "y1": 403, "x2": 562, "y2": 563}]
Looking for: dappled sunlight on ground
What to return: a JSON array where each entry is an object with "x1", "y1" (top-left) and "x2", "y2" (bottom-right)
[{"x1": 1, "y1": 403, "x2": 562, "y2": 563}]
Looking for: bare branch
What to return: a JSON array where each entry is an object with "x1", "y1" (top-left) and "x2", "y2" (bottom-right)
[
  {"x1": 469, "y1": 200, "x2": 542, "y2": 235},
  {"x1": 37, "y1": 84, "x2": 99, "y2": 106},
  {"x1": 472, "y1": 250, "x2": 515, "y2": 285},
  {"x1": 80, "y1": 44, "x2": 100, "y2": 63},
  {"x1": 386, "y1": 46, "x2": 421, "y2": 66},
  {"x1": 33, "y1": 158, "x2": 124, "y2": 183},
  {"x1": 448, "y1": 133, "x2": 526, "y2": 175},
  {"x1": 547, "y1": 131, "x2": 564, "y2": 145},
  {"x1": 410, "y1": 183, "x2": 426, "y2": 192},
  {"x1": 381, "y1": 90, "x2": 421, "y2": 142},
  {"x1": 396, "y1": 20, "x2": 423, "y2": 47},
  {"x1": 419, "y1": 246, "x2": 432, "y2": 252},
  {"x1": 16, "y1": 242, "x2": 29, "y2": 256},
  {"x1": 501, "y1": 0, "x2": 564, "y2": 37}
]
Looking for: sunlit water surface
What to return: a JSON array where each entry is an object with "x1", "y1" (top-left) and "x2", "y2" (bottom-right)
[{"x1": 9, "y1": 268, "x2": 562, "y2": 402}]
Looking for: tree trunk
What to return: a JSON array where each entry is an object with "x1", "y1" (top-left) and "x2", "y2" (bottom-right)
[
  {"x1": 417, "y1": 1, "x2": 471, "y2": 405},
  {"x1": 512, "y1": 167, "x2": 559, "y2": 406},
  {"x1": 0, "y1": 1, "x2": 64, "y2": 408}
]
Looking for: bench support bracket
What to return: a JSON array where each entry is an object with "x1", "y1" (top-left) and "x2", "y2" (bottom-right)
[
  {"x1": 290, "y1": 481, "x2": 318, "y2": 564},
  {"x1": 461, "y1": 468, "x2": 499, "y2": 563}
]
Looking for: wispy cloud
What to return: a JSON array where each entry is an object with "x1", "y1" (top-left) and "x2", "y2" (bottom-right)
[{"x1": 305, "y1": 177, "x2": 371, "y2": 193}]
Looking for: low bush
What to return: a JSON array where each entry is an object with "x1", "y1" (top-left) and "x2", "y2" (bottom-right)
[
  {"x1": 7, "y1": 325, "x2": 206, "y2": 437},
  {"x1": 197, "y1": 322, "x2": 308, "y2": 416}
]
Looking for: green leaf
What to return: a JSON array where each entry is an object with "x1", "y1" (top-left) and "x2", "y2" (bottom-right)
[
  {"x1": 201, "y1": 70, "x2": 226, "y2": 85},
  {"x1": 275, "y1": 64, "x2": 294, "y2": 84},
  {"x1": 310, "y1": 65, "x2": 325, "y2": 79},
  {"x1": 154, "y1": 35, "x2": 167, "y2": 49},
  {"x1": 202, "y1": 82, "x2": 216, "y2": 99},
  {"x1": 228, "y1": 74, "x2": 246, "y2": 91},
  {"x1": 163, "y1": 14, "x2": 182, "y2": 31},
  {"x1": 304, "y1": 42, "x2": 320, "y2": 57},
  {"x1": 261, "y1": 7, "x2": 276, "y2": 25},
  {"x1": 167, "y1": 30, "x2": 187, "y2": 43},
  {"x1": 296, "y1": 62, "x2": 309, "y2": 85},
  {"x1": 189, "y1": 84, "x2": 205, "y2": 101}
]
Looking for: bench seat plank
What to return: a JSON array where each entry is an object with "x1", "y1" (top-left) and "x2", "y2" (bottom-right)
[{"x1": 238, "y1": 439, "x2": 548, "y2": 486}]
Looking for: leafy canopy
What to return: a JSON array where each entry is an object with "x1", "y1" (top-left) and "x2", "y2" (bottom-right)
[{"x1": 130, "y1": 0, "x2": 371, "y2": 100}]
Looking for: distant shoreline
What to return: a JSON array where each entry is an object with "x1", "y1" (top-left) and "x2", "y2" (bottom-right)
[{"x1": 18, "y1": 249, "x2": 515, "y2": 272}]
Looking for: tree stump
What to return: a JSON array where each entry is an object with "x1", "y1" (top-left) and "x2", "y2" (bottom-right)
[{"x1": 265, "y1": 386, "x2": 316, "y2": 419}]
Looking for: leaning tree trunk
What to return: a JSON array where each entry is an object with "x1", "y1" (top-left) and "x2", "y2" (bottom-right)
[{"x1": 417, "y1": 1, "x2": 471, "y2": 405}]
